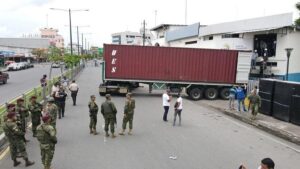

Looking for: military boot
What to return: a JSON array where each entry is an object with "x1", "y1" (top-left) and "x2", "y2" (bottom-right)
[
  {"x1": 13, "y1": 159, "x2": 21, "y2": 167},
  {"x1": 105, "y1": 132, "x2": 110, "y2": 137},
  {"x1": 24, "y1": 158, "x2": 35, "y2": 167},
  {"x1": 111, "y1": 133, "x2": 116, "y2": 138},
  {"x1": 128, "y1": 129, "x2": 132, "y2": 135},
  {"x1": 93, "y1": 128, "x2": 98, "y2": 135},
  {"x1": 119, "y1": 129, "x2": 125, "y2": 135},
  {"x1": 90, "y1": 128, "x2": 93, "y2": 134}
]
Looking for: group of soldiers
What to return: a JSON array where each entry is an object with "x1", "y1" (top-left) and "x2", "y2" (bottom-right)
[
  {"x1": 2, "y1": 96, "x2": 58, "y2": 169},
  {"x1": 88, "y1": 93, "x2": 136, "y2": 138}
]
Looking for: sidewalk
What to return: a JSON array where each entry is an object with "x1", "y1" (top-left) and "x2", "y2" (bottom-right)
[{"x1": 198, "y1": 100, "x2": 300, "y2": 145}]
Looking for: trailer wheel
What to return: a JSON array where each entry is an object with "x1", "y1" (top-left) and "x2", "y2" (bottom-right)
[
  {"x1": 99, "y1": 92, "x2": 105, "y2": 96},
  {"x1": 189, "y1": 88, "x2": 203, "y2": 100},
  {"x1": 220, "y1": 88, "x2": 230, "y2": 100},
  {"x1": 205, "y1": 88, "x2": 218, "y2": 100}
]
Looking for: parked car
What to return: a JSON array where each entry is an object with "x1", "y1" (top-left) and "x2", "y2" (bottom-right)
[
  {"x1": 0, "y1": 71, "x2": 9, "y2": 84},
  {"x1": 7, "y1": 63, "x2": 22, "y2": 71},
  {"x1": 18, "y1": 62, "x2": 27, "y2": 69},
  {"x1": 4, "y1": 60, "x2": 15, "y2": 66}
]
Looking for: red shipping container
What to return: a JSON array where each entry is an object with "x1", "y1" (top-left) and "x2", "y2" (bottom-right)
[{"x1": 104, "y1": 44, "x2": 238, "y2": 84}]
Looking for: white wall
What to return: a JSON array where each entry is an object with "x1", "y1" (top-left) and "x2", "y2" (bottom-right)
[{"x1": 168, "y1": 37, "x2": 199, "y2": 48}]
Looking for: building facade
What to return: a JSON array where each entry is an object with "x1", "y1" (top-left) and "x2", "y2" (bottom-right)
[
  {"x1": 112, "y1": 31, "x2": 152, "y2": 46},
  {"x1": 40, "y1": 28, "x2": 64, "y2": 49},
  {"x1": 151, "y1": 13, "x2": 300, "y2": 82}
]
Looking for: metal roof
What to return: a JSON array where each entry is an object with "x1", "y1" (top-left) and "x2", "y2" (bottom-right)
[
  {"x1": 166, "y1": 23, "x2": 200, "y2": 42},
  {"x1": 199, "y1": 13, "x2": 294, "y2": 36},
  {"x1": 0, "y1": 38, "x2": 50, "y2": 49},
  {"x1": 150, "y1": 24, "x2": 187, "y2": 31}
]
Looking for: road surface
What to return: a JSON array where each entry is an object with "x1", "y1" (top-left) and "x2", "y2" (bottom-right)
[{"x1": 0, "y1": 65, "x2": 299, "y2": 169}]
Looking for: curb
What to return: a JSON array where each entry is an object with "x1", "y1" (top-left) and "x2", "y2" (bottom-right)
[{"x1": 199, "y1": 102, "x2": 300, "y2": 146}]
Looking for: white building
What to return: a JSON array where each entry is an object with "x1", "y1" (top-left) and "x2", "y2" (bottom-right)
[
  {"x1": 66, "y1": 43, "x2": 82, "y2": 55},
  {"x1": 40, "y1": 28, "x2": 64, "y2": 49},
  {"x1": 150, "y1": 24, "x2": 187, "y2": 46},
  {"x1": 151, "y1": 13, "x2": 300, "y2": 82},
  {"x1": 112, "y1": 31, "x2": 152, "y2": 46}
]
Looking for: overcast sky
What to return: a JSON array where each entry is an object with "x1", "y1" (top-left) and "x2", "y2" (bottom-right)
[{"x1": 0, "y1": 0, "x2": 299, "y2": 47}]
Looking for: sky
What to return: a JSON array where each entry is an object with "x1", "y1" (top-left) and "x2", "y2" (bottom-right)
[{"x1": 0, "y1": 0, "x2": 299, "y2": 47}]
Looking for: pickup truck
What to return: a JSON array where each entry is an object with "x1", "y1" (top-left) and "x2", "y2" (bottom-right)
[{"x1": 0, "y1": 71, "x2": 9, "y2": 84}]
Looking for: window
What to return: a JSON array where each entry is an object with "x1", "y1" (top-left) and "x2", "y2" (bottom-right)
[
  {"x1": 159, "y1": 35, "x2": 164, "y2": 38},
  {"x1": 221, "y1": 34, "x2": 240, "y2": 38},
  {"x1": 203, "y1": 36, "x2": 213, "y2": 41},
  {"x1": 185, "y1": 41, "x2": 197, "y2": 45}
]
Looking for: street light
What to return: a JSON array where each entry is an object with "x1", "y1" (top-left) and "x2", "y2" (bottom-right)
[
  {"x1": 285, "y1": 48, "x2": 293, "y2": 81},
  {"x1": 50, "y1": 8, "x2": 89, "y2": 55}
]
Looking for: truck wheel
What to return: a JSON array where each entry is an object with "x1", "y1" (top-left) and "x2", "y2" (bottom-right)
[
  {"x1": 99, "y1": 92, "x2": 105, "y2": 96},
  {"x1": 189, "y1": 88, "x2": 203, "y2": 100},
  {"x1": 220, "y1": 88, "x2": 230, "y2": 100},
  {"x1": 205, "y1": 88, "x2": 218, "y2": 100}
]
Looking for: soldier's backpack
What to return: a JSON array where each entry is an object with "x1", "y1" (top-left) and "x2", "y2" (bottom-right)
[{"x1": 36, "y1": 125, "x2": 47, "y2": 144}]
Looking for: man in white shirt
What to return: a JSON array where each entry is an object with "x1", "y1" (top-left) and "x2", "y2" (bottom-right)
[
  {"x1": 173, "y1": 94, "x2": 183, "y2": 126},
  {"x1": 162, "y1": 89, "x2": 172, "y2": 122},
  {"x1": 69, "y1": 80, "x2": 79, "y2": 106},
  {"x1": 51, "y1": 82, "x2": 60, "y2": 97}
]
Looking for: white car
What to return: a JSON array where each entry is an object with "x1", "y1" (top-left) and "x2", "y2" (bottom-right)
[{"x1": 7, "y1": 63, "x2": 22, "y2": 71}]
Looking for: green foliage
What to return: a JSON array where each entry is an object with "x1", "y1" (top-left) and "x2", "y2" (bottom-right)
[{"x1": 63, "y1": 54, "x2": 81, "y2": 68}]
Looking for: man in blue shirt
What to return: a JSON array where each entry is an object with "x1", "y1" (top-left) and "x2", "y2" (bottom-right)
[{"x1": 236, "y1": 86, "x2": 246, "y2": 112}]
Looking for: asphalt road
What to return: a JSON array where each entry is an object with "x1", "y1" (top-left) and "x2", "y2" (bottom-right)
[
  {"x1": 0, "y1": 64, "x2": 63, "y2": 105},
  {"x1": 0, "y1": 65, "x2": 299, "y2": 169}
]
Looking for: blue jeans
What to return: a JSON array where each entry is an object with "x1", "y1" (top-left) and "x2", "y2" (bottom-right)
[{"x1": 237, "y1": 99, "x2": 246, "y2": 111}]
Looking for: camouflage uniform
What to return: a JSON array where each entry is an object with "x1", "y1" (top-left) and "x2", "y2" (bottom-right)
[
  {"x1": 3, "y1": 120, "x2": 28, "y2": 161},
  {"x1": 46, "y1": 103, "x2": 58, "y2": 129},
  {"x1": 16, "y1": 104, "x2": 29, "y2": 133},
  {"x1": 28, "y1": 101, "x2": 43, "y2": 137},
  {"x1": 122, "y1": 99, "x2": 135, "y2": 130},
  {"x1": 101, "y1": 100, "x2": 117, "y2": 135},
  {"x1": 36, "y1": 123, "x2": 57, "y2": 169},
  {"x1": 88, "y1": 101, "x2": 98, "y2": 133},
  {"x1": 248, "y1": 94, "x2": 261, "y2": 118}
]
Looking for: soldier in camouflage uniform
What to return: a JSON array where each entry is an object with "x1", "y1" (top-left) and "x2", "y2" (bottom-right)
[
  {"x1": 36, "y1": 114, "x2": 57, "y2": 169},
  {"x1": 88, "y1": 95, "x2": 99, "y2": 135},
  {"x1": 45, "y1": 97, "x2": 58, "y2": 129},
  {"x1": 248, "y1": 89, "x2": 261, "y2": 120},
  {"x1": 101, "y1": 94, "x2": 117, "y2": 138},
  {"x1": 119, "y1": 93, "x2": 135, "y2": 135},
  {"x1": 3, "y1": 112, "x2": 35, "y2": 167},
  {"x1": 3, "y1": 103, "x2": 16, "y2": 122},
  {"x1": 16, "y1": 98, "x2": 30, "y2": 142},
  {"x1": 28, "y1": 96, "x2": 43, "y2": 137}
]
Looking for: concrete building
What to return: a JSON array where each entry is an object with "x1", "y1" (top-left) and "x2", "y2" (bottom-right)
[
  {"x1": 112, "y1": 31, "x2": 152, "y2": 46},
  {"x1": 66, "y1": 43, "x2": 82, "y2": 55},
  {"x1": 40, "y1": 28, "x2": 64, "y2": 49},
  {"x1": 151, "y1": 13, "x2": 300, "y2": 82},
  {"x1": 150, "y1": 24, "x2": 187, "y2": 46},
  {"x1": 0, "y1": 38, "x2": 50, "y2": 57}
]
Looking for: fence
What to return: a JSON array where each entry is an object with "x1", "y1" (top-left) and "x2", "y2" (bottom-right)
[{"x1": 0, "y1": 64, "x2": 84, "y2": 134}]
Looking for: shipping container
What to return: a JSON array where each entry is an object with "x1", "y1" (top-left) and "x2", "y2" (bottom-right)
[{"x1": 100, "y1": 44, "x2": 251, "y2": 100}]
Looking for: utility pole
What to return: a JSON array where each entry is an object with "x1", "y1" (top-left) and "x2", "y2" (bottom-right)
[
  {"x1": 143, "y1": 20, "x2": 146, "y2": 46},
  {"x1": 154, "y1": 10, "x2": 157, "y2": 26},
  {"x1": 77, "y1": 26, "x2": 80, "y2": 55},
  {"x1": 69, "y1": 9, "x2": 73, "y2": 55},
  {"x1": 81, "y1": 33, "x2": 84, "y2": 55},
  {"x1": 85, "y1": 38, "x2": 87, "y2": 54}
]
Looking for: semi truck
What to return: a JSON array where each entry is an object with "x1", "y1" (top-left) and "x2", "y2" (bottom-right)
[{"x1": 99, "y1": 44, "x2": 251, "y2": 100}]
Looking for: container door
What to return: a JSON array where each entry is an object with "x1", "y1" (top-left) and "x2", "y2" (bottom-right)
[{"x1": 236, "y1": 52, "x2": 251, "y2": 84}]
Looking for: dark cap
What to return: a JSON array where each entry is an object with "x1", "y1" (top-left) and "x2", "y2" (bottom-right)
[
  {"x1": 7, "y1": 112, "x2": 16, "y2": 119},
  {"x1": 30, "y1": 96, "x2": 37, "y2": 99},
  {"x1": 17, "y1": 98, "x2": 24, "y2": 102},
  {"x1": 42, "y1": 114, "x2": 51, "y2": 122},
  {"x1": 7, "y1": 103, "x2": 16, "y2": 108},
  {"x1": 105, "y1": 94, "x2": 111, "y2": 99}
]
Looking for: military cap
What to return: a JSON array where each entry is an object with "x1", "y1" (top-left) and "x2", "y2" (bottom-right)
[
  {"x1": 7, "y1": 103, "x2": 16, "y2": 108},
  {"x1": 47, "y1": 97, "x2": 55, "y2": 102},
  {"x1": 17, "y1": 98, "x2": 24, "y2": 102},
  {"x1": 7, "y1": 112, "x2": 16, "y2": 119},
  {"x1": 30, "y1": 96, "x2": 37, "y2": 99},
  {"x1": 105, "y1": 94, "x2": 111, "y2": 99},
  {"x1": 42, "y1": 114, "x2": 51, "y2": 122}
]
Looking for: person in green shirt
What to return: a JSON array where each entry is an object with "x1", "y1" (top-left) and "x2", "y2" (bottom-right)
[{"x1": 248, "y1": 89, "x2": 261, "y2": 120}]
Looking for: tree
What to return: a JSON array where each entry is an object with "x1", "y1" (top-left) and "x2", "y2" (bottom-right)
[
  {"x1": 296, "y1": 2, "x2": 300, "y2": 27},
  {"x1": 31, "y1": 48, "x2": 47, "y2": 62}
]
